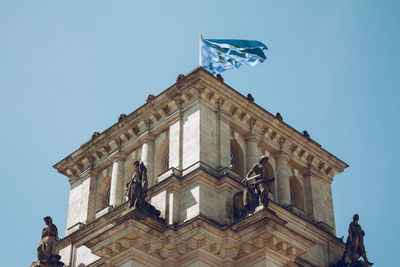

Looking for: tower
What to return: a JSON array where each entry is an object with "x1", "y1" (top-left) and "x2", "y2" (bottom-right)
[{"x1": 54, "y1": 67, "x2": 348, "y2": 266}]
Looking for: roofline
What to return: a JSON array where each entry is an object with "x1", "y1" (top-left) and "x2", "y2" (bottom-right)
[{"x1": 53, "y1": 66, "x2": 348, "y2": 172}]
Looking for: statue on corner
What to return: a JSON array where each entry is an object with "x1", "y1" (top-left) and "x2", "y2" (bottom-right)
[
  {"x1": 31, "y1": 216, "x2": 65, "y2": 267},
  {"x1": 125, "y1": 161, "x2": 162, "y2": 219},
  {"x1": 233, "y1": 156, "x2": 275, "y2": 220},
  {"x1": 335, "y1": 214, "x2": 373, "y2": 267},
  {"x1": 126, "y1": 161, "x2": 148, "y2": 209}
]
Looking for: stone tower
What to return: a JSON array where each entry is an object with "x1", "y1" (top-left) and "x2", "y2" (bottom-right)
[{"x1": 54, "y1": 67, "x2": 348, "y2": 267}]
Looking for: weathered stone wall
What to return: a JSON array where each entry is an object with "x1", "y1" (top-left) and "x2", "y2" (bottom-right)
[{"x1": 65, "y1": 174, "x2": 95, "y2": 235}]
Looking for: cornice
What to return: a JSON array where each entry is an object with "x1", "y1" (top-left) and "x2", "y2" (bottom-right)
[{"x1": 54, "y1": 67, "x2": 348, "y2": 181}]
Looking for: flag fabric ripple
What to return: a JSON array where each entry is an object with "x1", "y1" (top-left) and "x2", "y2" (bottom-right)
[{"x1": 200, "y1": 38, "x2": 268, "y2": 74}]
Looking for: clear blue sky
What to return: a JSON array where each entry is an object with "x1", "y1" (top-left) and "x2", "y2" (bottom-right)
[{"x1": 1, "y1": 1, "x2": 399, "y2": 266}]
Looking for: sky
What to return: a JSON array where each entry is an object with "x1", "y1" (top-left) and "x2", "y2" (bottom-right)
[{"x1": 0, "y1": 1, "x2": 399, "y2": 266}]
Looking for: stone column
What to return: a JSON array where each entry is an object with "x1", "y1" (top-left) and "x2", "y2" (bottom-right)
[
  {"x1": 245, "y1": 134, "x2": 259, "y2": 173},
  {"x1": 109, "y1": 153, "x2": 125, "y2": 207},
  {"x1": 141, "y1": 134, "x2": 155, "y2": 186},
  {"x1": 275, "y1": 152, "x2": 291, "y2": 206}
]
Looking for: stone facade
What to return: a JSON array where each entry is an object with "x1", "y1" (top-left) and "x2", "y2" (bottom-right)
[{"x1": 54, "y1": 67, "x2": 348, "y2": 266}]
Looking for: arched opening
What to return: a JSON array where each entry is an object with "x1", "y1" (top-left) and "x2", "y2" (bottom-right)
[
  {"x1": 96, "y1": 175, "x2": 111, "y2": 212},
  {"x1": 289, "y1": 176, "x2": 305, "y2": 212},
  {"x1": 155, "y1": 135, "x2": 169, "y2": 179},
  {"x1": 230, "y1": 140, "x2": 244, "y2": 177},
  {"x1": 265, "y1": 161, "x2": 276, "y2": 197}
]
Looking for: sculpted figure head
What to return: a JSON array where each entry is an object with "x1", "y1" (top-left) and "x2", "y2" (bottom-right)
[
  {"x1": 44, "y1": 216, "x2": 52, "y2": 225},
  {"x1": 133, "y1": 161, "x2": 140, "y2": 169},
  {"x1": 259, "y1": 156, "x2": 269, "y2": 167}
]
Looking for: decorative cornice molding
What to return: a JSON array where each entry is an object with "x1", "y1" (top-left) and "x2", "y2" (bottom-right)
[{"x1": 54, "y1": 67, "x2": 348, "y2": 180}]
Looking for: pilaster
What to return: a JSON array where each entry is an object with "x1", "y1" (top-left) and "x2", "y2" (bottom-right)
[
  {"x1": 218, "y1": 113, "x2": 231, "y2": 169},
  {"x1": 303, "y1": 169, "x2": 336, "y2": 234},
  {"x1": 169, "y1": 118, "x2": 181, "y2": 170},
  {"x1": 65, "y1": 169, "x2": 99, "y2": 234}
]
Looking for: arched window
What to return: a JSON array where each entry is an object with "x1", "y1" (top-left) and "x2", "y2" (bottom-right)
[
  {"x1": 289, "y1": 176, "x2": 305, "y2": 212},
  {"x1": 155, "y1": 133, "x2": 169, "y2": 177},
  {"x1": 96, "y1": 175, "x2": 111, "y2": 212},
  {"x1": 230, "y1": 140, "x2": 244, "y2": 176}
]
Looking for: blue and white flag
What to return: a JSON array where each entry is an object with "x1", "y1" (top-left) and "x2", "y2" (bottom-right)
[{"x1": 200, "y1": 38, "x2": 268, "y2": 74}]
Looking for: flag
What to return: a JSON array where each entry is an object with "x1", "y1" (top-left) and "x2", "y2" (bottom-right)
[{"x1": 200, "y1": 38, "x2": 268, "y2": 74}]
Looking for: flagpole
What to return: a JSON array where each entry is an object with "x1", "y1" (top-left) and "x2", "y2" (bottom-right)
[{"x1": 199, "y1": 34, "x2": 203, "y2": 66}]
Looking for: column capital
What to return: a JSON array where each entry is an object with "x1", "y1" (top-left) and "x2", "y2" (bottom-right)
[
  {"x1": 108, "y1": 151, "x2": 126, "y2": 162},
  {"x1": 79, "y1": 167, "x2": 100, "y2": 180},
  {"x1": 245, "y1": 133, "x2": 260, "y2": 143},
  {"x1": 138, "y1": 131, "x2": 155, "y2": 143},
  {"x1": 302, "y1": 169, "x2": 332, "y2": 184},
  {"x1": 274, "y1": 151, "x2": 290, "y2": 161}
]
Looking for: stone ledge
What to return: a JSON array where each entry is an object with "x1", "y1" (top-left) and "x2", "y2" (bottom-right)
[{"x1": 79, "y1": 207, "x2": 314, "y2": 266}]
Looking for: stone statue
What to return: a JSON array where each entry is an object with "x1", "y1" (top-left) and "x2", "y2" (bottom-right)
[
  {"x1": 215, "y1": 73, "x2": 224, "y2": 82},
  {"x1": 126, "y1": 161, "x2": 148, "y2": 209},
  {"x1": 31, "y1": 216, "x2": 65, "y2": 267},
  {"x1": 233, "y1": 156, "x2": 275, "y2": 220},
  {"x1": 125, "y1": 161, "x2": 162, "y2": 220},
  {"x1": 336, "y1": 214, "x2": 373, "y2": 267},
  {"x1": 246, "y1": 93, "x2": 254, "y2": 102},
  {"x1": 176, "y1": 73, "x2": 185, "y2": 82},
  {"x1": 242, "y1": 156, "x2": 275, "y2": 209},
  {"x1": 146, "y1": 94, "x2": 155, "y2": 103}
]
